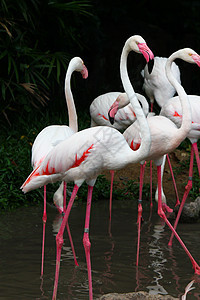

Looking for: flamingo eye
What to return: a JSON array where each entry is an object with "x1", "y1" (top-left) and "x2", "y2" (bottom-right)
[{"x1": 188, "y1": 53, "x2": 192, "y2": 56}]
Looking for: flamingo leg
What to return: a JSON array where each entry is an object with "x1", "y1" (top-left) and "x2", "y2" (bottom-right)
[
  {"x1": 109, "y1": 170, "x2": 115, "y2": 221},
  {"x1": 63, "y1": 181, "x2": 67, "y2": 213},
  {"x1": 136, "y1": 200, "x2": 142, "y2": 266},
  {"x1": 193, "y1": 142, "x2": 200, "y2": 176},
  {"x1": 166, "y1": 154, "x2": 180, "y2": 206},
  {"x1": 83, "y1": 185, "x2": 94, "y2": 300},
  {"x1": 136, "y1": 163, "x2": 145, "y2": 266},
  {"x1": 139, "y1": 163, "x2": 146, "y2": 201},
  {"x1": 168, "y1": 146, "x2": 194, "y2": 246},
  {"x1": 66, "y1": 222, "x2": 79, "y2": 267},
  {"x1": 41, "y1": 185, "x2": 47, "y2": 277},
  {"x1": 52, "y1": 184, "x2": 79, "y2": 300},
  {"x1": 157, "y1": 165, "x2": 200, "y2": 275}
]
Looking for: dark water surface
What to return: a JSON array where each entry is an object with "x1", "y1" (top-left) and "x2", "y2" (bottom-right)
[{"x1": 0, "y1": 199, "x2": 200, "y2": 299}]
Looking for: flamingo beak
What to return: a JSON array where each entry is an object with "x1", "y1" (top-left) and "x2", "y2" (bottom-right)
[
  {"x1": 108, "y1": 101, "x2": 119, "y2": 125},
  {"x1": 191, "y1": 54, "x2": 200, "y2": 67},
  {"x1": 138, "y1": 43, "x2": 154, "y2": 63},
  {"x1": 81, "y1": 65, "x2": 88, "y2": 79}
]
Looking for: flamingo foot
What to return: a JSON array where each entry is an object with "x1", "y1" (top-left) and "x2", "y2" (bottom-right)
[
  {"x1": 194, "y1": 263, "x2": 200, "y2": 275},
  {"x1": 175, "y1": 199, "x2": 180, "y2": 207},
  {"x1": 162, "y1": 203, "x2": 173, "y2": 213}
]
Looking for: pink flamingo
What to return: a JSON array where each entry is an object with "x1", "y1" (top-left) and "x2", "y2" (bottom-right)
[
  {"x1": 21, "y1": 35, "x2": 153, "y2": 300},
  {"x1": 141, "y1": 56, "x2": 181, "y2": 206},
  {"x1": 21, "y1": 40, "x2": 200, "y2": 299},
  {"x1": 90, "y1": 35, "x2": 151, "y2": 220},
  {"x1": 31, "y1": 57, "x2": 88, "y2": 274},
  {"x1": 160, "y1": 95, "x2": 200, "y2": 246},
  {"x1": 108, "y1": 47, "x2": 200, "y2": 268}
]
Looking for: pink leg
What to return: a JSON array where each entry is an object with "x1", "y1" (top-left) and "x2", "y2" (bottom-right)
[
  {"x1": 136, "y1": 200, "x2": 142, "y2": 266},
  {"x1": 168, "y1": 146, "x2": 194, "y2": 246},
  {"x1": 193, "y1": 142, "x2": 200, "y2": 176},
  {"x1": 166, "y1": 154, "x2": 180, "y2": 206},
  {"x1": 66, "y1": 222, "x2": 79, "y2": 267},
  {"x1": 139, "y1": 163, "x2": 146, "y2": 201},
  {"x1": 83, "y1": 185, "x2": 94, "y2": 300},
  {"x1": 63, "y1": 181, "x2": 67, "y2": 213},
  {"x1": 52, "y1": 184, "x2": 79, "y2": 300},
  {"x1": 157, "y1": 165, "x2": 200, "y2": 275},
  {"x1": 136, "y1": 163, "x2": 146, "y2": 266},
  {"x1": 109, "y1": 170, "x2": 114, "y2": 221},
  {"x1": 41, "y1": 185, "x2": 47, "y2": 277}
]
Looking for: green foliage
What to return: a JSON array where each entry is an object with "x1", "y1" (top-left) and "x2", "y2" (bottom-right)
[{"x1": 0, "y1": 0, "x2": 94, "y2": 124}]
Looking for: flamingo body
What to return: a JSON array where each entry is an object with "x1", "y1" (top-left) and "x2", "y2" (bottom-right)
[
  {"x1": 90, "y1": 92, "x2": 148, "y2": 130},
  {"x1": 22, "y1": 126, "x2": 149, "y2": 193},
  {"x1": 142, "y1": 56, "x2": 181, "y2": 107},
  {"x1": 160, "y1": 95, "x2": 200, "y2": 143},
  {"x1": 32, "y1": 125, "x2": 74, "y2": 168}
]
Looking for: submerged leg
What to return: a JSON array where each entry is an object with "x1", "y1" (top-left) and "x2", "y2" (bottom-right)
[
  {"x1": 52, "y1": 184, "x2": 79, "y2": 300},
  {"x1": 157, "y1": 165, "x2": 200, "y2": 275},
  {"x1": 83, "y1": 185, "x2": 94, "y2": 300},
  {"x1": 168, "y1": 146, "x2": 194, "y2": 246},
  {"x1": 109, "y1": 170, "x2": 115, "y2": 221},
  {"x1": 136, "y1": 199, "x2": 142, "y2": 266},
  {"x1": 66, "y1": 222, "x2": 79, "y2": 267},
  {"x1": 136, "y1": 163, "x2": 145, "y2": 266},
  {"x1": 41, "y1": 185, "x2": 47, "y2": 277},
  {"x1": 166, "y1": 154, "x2": 180, "y2": 206}
]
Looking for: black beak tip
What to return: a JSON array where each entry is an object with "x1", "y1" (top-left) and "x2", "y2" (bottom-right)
[
  {"x1": 108, "y1": 113, "x2": 114, "y2": 125},
  {"x1": 147, "y1": 58, "x2": 154, "y2": 74}
]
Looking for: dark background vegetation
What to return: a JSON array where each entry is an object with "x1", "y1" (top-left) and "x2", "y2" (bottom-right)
[{"x1": 0, "y1": 0, "x2": 200, "y2": 209}]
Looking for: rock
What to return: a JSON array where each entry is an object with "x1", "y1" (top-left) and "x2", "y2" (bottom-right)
[
  {"x1": 174, "y1": 197, "x2": 200, "y2": 223},
  {"x1": 97, "y1": 291, "x2": 178, "y2": 300}
]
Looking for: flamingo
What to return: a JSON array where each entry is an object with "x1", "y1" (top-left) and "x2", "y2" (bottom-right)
[
  {"x1": 21, "y1": 35, "x2": 153, "y2": 300},
  {"x1": 141, "y1": 56, "x2": 181, "y2": 112},
  {"x1": 141, "y1": 56, "x2": 181, "y2": 206},
  {"x1": 31, "y1": 57, "x2": 88, "y2": 274},
  {"x1": 90, "y1": 35, "x2": 151, "y2": 220},
  {"x1": 21, "y1": 39, "x2": 200, "y2": 299},
  {"x1": 108, "y1": 47, "x2": 200, "y2": 269},
  {"x1": 160, "y1": 95, "x2": 200, "y2": 246}
]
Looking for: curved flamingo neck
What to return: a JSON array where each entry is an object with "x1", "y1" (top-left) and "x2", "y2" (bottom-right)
[
  {"x1": 65, "y1": 64, "x2": 78, "y2": 133},
  {"x1": 165, "y1": 51, "x2": 191, "y2": 140},
  {"x1": 120, "y1": 42, "x2": 151, "y2": 162}
]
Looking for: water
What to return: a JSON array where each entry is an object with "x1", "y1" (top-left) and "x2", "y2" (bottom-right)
[{"x1": 0, "y1": 199, "x2": 200, "y2": 299}]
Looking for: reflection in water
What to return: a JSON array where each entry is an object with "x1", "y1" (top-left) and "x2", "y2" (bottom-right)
[
  {"x1": 147, "y1": 219, "x2": 168, "y2": 295},
  {"x1": 1, "y1": 202, "x2": 200, "y2": 299}
]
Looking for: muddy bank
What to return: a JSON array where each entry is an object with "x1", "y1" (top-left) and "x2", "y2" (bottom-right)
[{"x1": 97, "y1": 291, "x2": 178, "y2": 299}]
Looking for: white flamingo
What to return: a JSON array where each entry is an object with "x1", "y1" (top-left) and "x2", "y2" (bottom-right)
[
  {"x1": 141, "y1": 56, "x2": 181, "y2": 206},
  {"x1": 160, "y1": 95, "x2": 200, "y2": 246},
  {"x1": 90, "y1": 35, "x2": 152, "y2": 220},
  {"x1": 31, "y1": 57, "x2": 88, "y2": 274},
  {"x1": 108, "y1": 47, "x2": 200, "y2": 268}
]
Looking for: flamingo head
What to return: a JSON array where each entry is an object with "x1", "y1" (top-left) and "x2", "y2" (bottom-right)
[
  {"x1": 126, "y1": 35, "x2": 154, "y2": 63},
  {"x1": 71, "y1": 57, "x2": 88, "y2": 79},
  {"x1": 177, "y1": 48, "x2": 200, "y2": 67},
  {"x1": 108, "y1": 100, "x2": 120, "y2": 124}
]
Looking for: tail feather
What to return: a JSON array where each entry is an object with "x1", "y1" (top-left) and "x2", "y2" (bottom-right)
[{"x1": 21, "y1": 165, "x2": 62, "y2": 193}]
